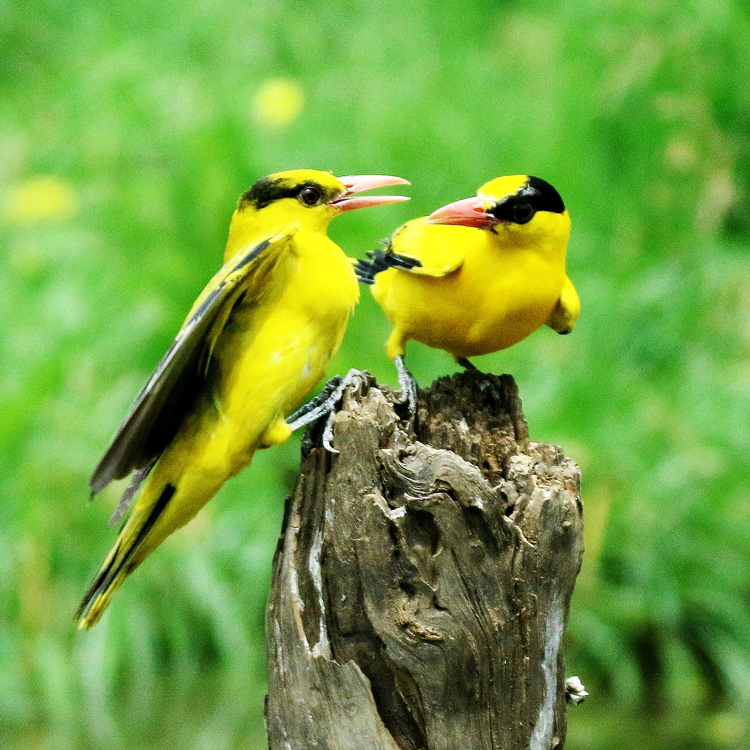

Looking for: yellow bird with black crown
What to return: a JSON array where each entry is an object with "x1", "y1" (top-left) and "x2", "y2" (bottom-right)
[
  {"x1": 77, "y1": 169, "x2": 410, "y2": 628},
  {"x1": 356, "y1": 175, "x2": 579, "y2": 398}
]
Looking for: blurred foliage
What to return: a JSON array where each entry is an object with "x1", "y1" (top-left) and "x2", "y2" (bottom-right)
[{"x1": 1, "y1": 0, "x2": 749, "y2": 747}]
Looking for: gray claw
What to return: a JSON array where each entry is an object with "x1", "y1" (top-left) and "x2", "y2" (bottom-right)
[
  {"x1": 286, "y1": 375, "x2": 346, "y2": 433},
  {"x1": 322, "y1": 412, "x2": 339, "y2": 454},
  {"x1": 287, "y1": 370, "x2": 364, "y2": 452},
  {"x1": 565, "y1": 676, "x2": 589, "y2": 705}
]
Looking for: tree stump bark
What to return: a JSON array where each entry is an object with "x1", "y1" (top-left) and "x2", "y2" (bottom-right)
[{"x1": 265, "y1": 371, "x2": 584, "y2": 750}]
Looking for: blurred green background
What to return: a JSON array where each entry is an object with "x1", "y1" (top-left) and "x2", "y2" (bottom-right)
[{"x1": 2, "y1": 0, "x2": 749, "y2": 747}]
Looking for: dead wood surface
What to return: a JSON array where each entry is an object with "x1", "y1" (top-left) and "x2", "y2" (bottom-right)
[{"x1": 265, "y1": 371, "x2": 584, "y2": 750}]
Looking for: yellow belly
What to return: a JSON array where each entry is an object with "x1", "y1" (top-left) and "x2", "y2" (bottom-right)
[
  {"x1": 199, "y1": 242, "x2": 358, "y2": 468},
  {"x1": 374, "y1": 247, "x2": 565, "y2": 358},
  {"x1": 143, "y1": 235, "x2": 359, "y2": 535}
]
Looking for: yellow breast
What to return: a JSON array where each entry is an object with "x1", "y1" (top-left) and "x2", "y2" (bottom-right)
[
  {"x1": 207, "y1": 231, "x2": 359, "y2": 459},
  {"x1": 373, "y1": 225, "x2": 567, "y2": 358}
]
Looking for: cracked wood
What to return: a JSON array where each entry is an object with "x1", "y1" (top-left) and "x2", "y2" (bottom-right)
[{"x1": 265, "y1": 371, "x2": 584, "y2": 750}]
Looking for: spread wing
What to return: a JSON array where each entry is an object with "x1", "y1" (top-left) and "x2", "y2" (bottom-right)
[
  {"x1": 90, "y1": 226, "x2": 298, "y2": 496},
  {"x1": 355, "y1": 217, "x2": 469, "y2": 283}
]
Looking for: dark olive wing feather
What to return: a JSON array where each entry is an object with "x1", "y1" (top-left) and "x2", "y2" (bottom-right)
[
  {"x1": 89, "y1": 227, "x2": 297, "y2": 496},
  {"x1": 354, "y1": 237, "x2": 422, "y2": 285}
]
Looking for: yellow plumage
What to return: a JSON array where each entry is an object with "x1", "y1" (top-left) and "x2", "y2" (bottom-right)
[
  {"x1": 78, "y1": 169, "x2": 409, "y2": 628},
  {"x1": 362, "y1": 174, "x2": 580, "y2": 365}
]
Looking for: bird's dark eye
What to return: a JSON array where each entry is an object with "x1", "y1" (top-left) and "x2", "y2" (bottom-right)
[
  {"x1": 298, "y1": 186, "x2": 322, "y2": 206},
  {"x1": 512, "y1": 202, "x2": 535, "y2": 224}
]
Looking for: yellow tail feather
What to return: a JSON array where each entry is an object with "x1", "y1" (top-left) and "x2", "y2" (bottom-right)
[{"x1": 76, "y1": 483, "x2": 175, "y2": 628}]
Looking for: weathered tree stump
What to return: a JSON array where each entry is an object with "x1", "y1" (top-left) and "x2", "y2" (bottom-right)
[{"x1": 265, "y1": 371, "x2": 584, "y2": 750}]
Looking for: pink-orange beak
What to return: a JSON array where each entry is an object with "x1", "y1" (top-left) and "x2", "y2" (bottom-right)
[
  {"x1": 427, "y1": 195, "x2": 496, "y2": 228},
  {"x1": 331, "y1": 175, "x2": 411, "y2": 212}
]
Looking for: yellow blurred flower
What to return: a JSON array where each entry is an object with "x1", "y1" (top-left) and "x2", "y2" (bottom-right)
[
  {"x1": 252, "y1": 78, "x2": 305, "y2": 128},
  {"x1": 4, "y1": 176, "x2": 78, "y2": 225}
]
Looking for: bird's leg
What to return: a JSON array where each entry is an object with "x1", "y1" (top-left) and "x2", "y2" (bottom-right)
[
  {"x1": 286, "y1": 370, "x2": 365, "y2": 453},
  {"x1": 394, "y1": 354, "x2": 418, "y2": 414},
  {"x1": 286, "y1": 375, "x2": 345, "y2": 432},
  {"x1": 456, "y1": 356, "x2": 480, "y2": 372}
]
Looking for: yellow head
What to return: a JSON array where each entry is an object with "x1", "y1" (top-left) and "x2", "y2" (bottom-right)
[
  {"x1": 428, "y1": 174, "x2": 571, "y2": 252},
  {"x1": 226, "y1": 169, "x2": 410, "y2": 253}
]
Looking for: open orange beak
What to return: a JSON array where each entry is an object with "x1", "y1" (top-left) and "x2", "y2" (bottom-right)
[
  {"x1": 427, "y1": 195, "x2": 497, "y2": 228},
  {"x1": 331, "y1": 175, "x2": 411, "y2": 212}
]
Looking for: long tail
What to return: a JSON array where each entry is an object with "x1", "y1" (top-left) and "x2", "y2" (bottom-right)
[{"x1": 76, "y1": 483, "x2": 176, "y2": 628}]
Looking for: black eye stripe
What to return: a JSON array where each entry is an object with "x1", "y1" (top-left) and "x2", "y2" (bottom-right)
[
  {"x1": 239, "y1": 178, "x2": 339, "y2": 210},
  {"x1": 489, "y1": 196, "x2": 533, "y2": 223},
  {"x1": 520, "y1": 176, "x2": 565, "y2": 213},
  {"x1": 489, "y1": 176, "x2": 565, "y2": 223}
]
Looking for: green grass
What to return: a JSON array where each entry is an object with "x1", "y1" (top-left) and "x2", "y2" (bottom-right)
[{"x1": 2, "y1": 0, "x2": 750, "y2": 747}]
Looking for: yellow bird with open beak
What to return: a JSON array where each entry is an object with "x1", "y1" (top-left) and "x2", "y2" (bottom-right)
[{"x1": 78, "y1": 169, "x2": 409, "y2": 628}]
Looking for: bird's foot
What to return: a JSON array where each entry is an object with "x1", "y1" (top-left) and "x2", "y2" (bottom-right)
[
  {"x1": 394, "y1": 355, "x2": 418, "y2": 416},
  {"x1": 286, "y1": 375, "x2": 343, "y2": 430},
  {"x1": 456, "y1": 356, "x2": 480, "y2": 372},
  {"x1": 286, "y1": 370, "x2": 364, "y2": 453},
  {"x1": 565, "y1": 676, "x2": 589, "y2": 706}
]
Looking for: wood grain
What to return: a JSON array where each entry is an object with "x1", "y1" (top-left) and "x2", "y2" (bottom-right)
[{"x1": 266, "y1": 371, "x2": 583, "y2": 750}]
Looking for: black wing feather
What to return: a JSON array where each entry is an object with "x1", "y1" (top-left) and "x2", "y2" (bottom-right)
[
  {"x1": 354, "y1": 239, "x2": 422, "y2": 285},
  {"x1": 89, "y1": 231, "x2": 292, "y2": 496}
]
